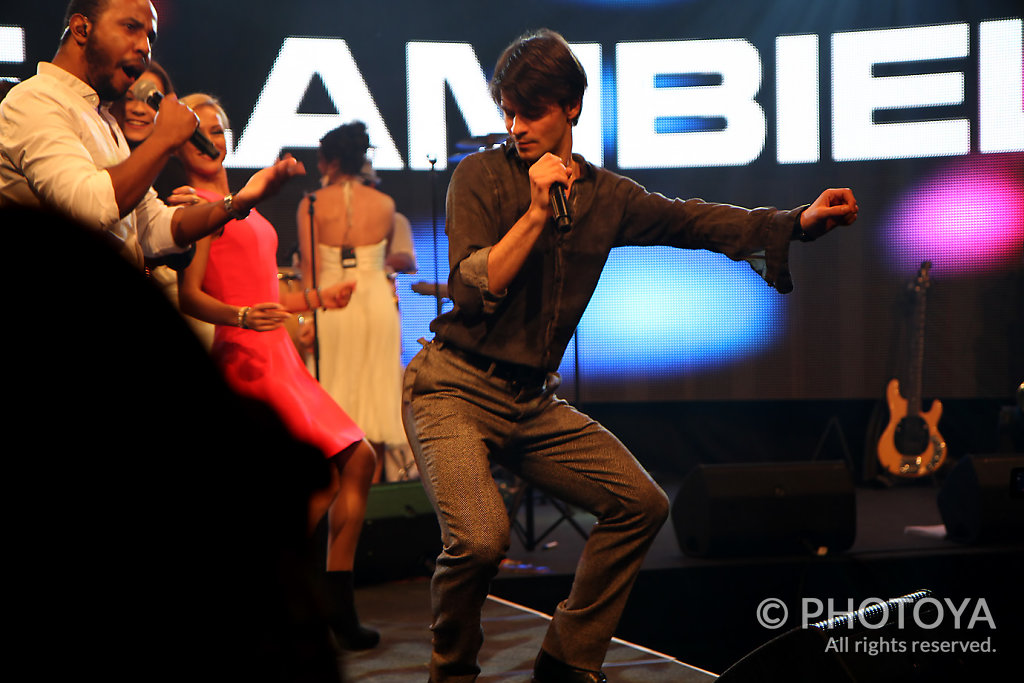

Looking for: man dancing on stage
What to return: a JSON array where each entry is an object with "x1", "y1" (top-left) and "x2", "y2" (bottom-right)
[{"x1": 402, "y1": 29, "x2": 858, "y2": 683}]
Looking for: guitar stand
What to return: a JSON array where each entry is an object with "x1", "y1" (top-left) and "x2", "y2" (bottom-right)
[
  {"x1": 811, "y1": 414, "x2": 854, "y2": 469},
  {"x1": 506, "y1": 480, "x2": 590, "y2": 551}
]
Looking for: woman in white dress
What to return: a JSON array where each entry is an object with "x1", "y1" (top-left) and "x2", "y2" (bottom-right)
[{"x1": 297, "y1": 121, "x2": 415, "y2": 482}]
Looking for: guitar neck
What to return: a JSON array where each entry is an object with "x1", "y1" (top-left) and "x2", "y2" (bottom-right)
[{"x1": 905, "y1": 261, "x2": 931, "y2": 418}]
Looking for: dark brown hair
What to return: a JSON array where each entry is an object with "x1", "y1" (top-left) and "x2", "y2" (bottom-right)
[
  {"x1": 489, "y1": 29, "x2": 587, "y2": 125},
  {"x1": 144, "y1": 59, "x2": 174, "y2": 96},
  {"x1": 319, "y1": 121, "x2": 370, "y2": 175},
  {"x1": 61, "y1": 0, "x2": 110, "y2": 43}
]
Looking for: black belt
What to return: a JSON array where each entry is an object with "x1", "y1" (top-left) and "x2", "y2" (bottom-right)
[{"x1": 442, "y1": 343, "x2": 549, "y2": 389}]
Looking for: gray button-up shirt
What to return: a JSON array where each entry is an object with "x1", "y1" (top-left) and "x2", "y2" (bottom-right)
[{"x1": 434, "y1": 142, "x2": 806, "y2": 372}]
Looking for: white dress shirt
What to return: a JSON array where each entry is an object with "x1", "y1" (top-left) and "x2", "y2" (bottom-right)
[{"x1": 0, "y1": 62, "x2": 181, "y2": 267}]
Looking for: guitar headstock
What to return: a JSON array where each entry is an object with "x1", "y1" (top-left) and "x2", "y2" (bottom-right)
[{"x1": 913, "y1": 260, "x2": 932, "y2": 292}]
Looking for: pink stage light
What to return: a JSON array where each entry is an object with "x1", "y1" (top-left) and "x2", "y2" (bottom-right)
[{"x1": 884, "y1": 153, "x2": 1024, "y2": 277}]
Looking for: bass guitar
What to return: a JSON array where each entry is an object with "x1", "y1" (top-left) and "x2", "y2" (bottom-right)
[{"x1": 877, "y1": 261, "x2": 947, "y2": 477}]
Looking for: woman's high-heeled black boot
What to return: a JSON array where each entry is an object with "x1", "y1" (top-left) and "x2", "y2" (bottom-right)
[{"x1": 323, "y1": 570, "x2": 380, "y2": 651}]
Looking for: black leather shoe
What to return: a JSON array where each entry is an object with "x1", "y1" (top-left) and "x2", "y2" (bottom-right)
[{"x1": 532, "y1": 650, "x2": 607, "y2": 682}]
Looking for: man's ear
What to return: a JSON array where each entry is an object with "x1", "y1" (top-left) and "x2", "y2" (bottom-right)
[
  {"x1": 68, "y1": 15, "x2": 91, "y2": 44},
  {"x1": 565, "y1": 99, "x2": 582, "y2": 125}
]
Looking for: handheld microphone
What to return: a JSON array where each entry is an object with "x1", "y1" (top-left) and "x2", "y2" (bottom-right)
[
  {"x1": 549, "y1": 182, "x2": 571, "y2": 232},
  {"x1": 131, "y1": 79, "x2": 220, "y2": 159}
]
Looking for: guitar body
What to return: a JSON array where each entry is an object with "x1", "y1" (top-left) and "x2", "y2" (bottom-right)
[{"x1": 878, "y1": 378, "x2": 947, "y2": 477}]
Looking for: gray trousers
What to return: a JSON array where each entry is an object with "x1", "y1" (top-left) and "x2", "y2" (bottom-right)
[{"x1": 402, "y1": 341, "x2": 669, "y2": 682}]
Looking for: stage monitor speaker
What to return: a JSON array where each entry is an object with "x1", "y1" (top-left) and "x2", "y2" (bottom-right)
[
  {"x1": 672, "y1": 460, "x2": 855, "y2": 557},
  {"x1": 937, "y1": 453, "x2": 1024, "y2": 544},
  {"x1": 354, "y1": 481, "x2": 440, "y2": 584}
]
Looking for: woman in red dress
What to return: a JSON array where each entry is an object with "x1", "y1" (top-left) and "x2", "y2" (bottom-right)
[{"x1": 177, "y1": 93, "x2": 379, "y2": 650}]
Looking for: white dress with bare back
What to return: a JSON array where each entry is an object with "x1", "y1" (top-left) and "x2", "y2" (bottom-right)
[{"x1": 312, "y1": 238, "x2": 416, "y2": 479}]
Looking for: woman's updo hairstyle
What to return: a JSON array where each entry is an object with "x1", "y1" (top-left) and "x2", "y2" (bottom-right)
[{"x1": 319, "y1": 121, "x2": 370, "y2": 175}]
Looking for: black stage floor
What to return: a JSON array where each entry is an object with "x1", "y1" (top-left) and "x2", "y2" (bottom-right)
[
  {"x1": 347, "y1": 474, "x2": 1022, "y2": 681},
  {"x1": 346, "y1": 580, "x2": 715, "y2": 682}
]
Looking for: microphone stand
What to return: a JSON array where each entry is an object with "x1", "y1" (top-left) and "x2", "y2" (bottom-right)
[
  {"x1": 307, "y1": 191, "x2": 321, "y2": 381},
  {"x1": 428, "y1": 155, "x2": 441, "y2": 319},
  {"x1": 573, "y1": 329, "x2": 581, "y2": 404}
]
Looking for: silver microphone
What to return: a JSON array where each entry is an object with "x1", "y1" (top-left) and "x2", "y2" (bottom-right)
[{"x1": 131, "y1": 79, "x2": 220, "y2": 159}]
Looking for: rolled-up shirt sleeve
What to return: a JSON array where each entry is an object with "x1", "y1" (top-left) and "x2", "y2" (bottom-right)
[
  {"x1": 457, "y1": 245, "x2": 506, "y2": 314},
  {"x1": 133, "y1": 188, "x2": 183, "y2": 258},
  {"x1": 445, "y1": 153, "x2": 510, "y2": 318}
]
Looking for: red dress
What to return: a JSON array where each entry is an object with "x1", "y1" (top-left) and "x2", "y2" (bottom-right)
[{"x1": 198, "y1": 189, "x2": 364, "y2": 457}]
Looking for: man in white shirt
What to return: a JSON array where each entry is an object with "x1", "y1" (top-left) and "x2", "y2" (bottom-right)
[{"x1": 0, "y1": 0, "x2": 304, "y2": 268}]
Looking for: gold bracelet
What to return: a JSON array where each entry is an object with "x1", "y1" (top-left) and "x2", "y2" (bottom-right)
[
  {"x1": 303, "y1": 288, "x2": 314, "y2": 310},
  {"x1": 237, "y1": 306, "x2": 251, "y2": 328}
]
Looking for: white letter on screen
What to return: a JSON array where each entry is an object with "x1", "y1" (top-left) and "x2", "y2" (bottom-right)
[
  {"x1": 616, "y1": 39, "x2": 765, "y2": 169},
  {"x1": 230, "y1": 37, "x2": 400, "y2": 169},
  {"x1": 776, "y1": 34, "x2": 819, "y2": 164},
  {"x1": 406, "y1": 42, "x2": 602, "y2": 170},
  {"x1": 979, "y1": 19, "x2": 1024, "y2": 153},
  {"x1": 407, "y1": 42, "x2": 502, "y2": 171},
  {"x1": 569, "y1": 43, "x2": 603, "y2": 167},
  {"x1": 0, "y1": 25, "x2": 25, "y2": 64},
  {"x1": 832, "y1": 24, "x2": 969, "y2": 161}
]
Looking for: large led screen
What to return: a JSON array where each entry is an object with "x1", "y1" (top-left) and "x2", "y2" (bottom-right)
[{"x1": 2, "y1": 0, "x2": 1021, "y2": 402}]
